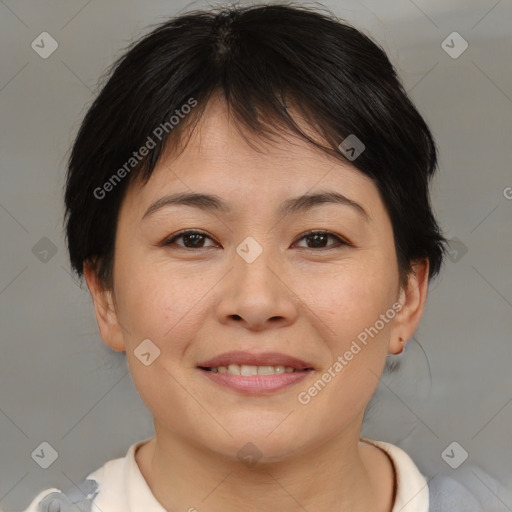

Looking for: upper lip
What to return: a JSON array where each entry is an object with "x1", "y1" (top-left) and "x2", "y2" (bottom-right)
[{"x1": 198, "y1": 351, "x2": 314, "y2": 370}]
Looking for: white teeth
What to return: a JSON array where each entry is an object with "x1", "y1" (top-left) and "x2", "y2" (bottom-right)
[
  {"x1": 257, "y1": 365, "x2": 275, "y2": 375},
  {"x1": 210, "y1": 364, "x2": 298, "y2": 375},
  {"x1": 240, "y1": 364, "x2": 258, "y2": 376},
  {"x1": 228, "y1": 364, "x2": 240, "y2": 375}
]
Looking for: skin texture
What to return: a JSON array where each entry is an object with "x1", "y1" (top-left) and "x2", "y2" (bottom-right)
[{"x1": 84, "y1": 94, "x2": 429, "y2": 512}]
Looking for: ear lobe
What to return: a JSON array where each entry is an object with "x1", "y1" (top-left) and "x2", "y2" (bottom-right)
[
  {"x1": 83, "y1": 261, "x2": 126, "y2": 353},
  {"x1": 389, "y1": 259, "x2": 430, "y2": 354}
]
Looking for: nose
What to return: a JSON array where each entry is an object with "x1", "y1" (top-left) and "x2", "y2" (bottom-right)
[{"x1": 215, "y1": 242, "x2": 299, "y2": 331}]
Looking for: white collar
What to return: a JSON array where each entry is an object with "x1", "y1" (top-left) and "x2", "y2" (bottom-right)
[
  {"x1": 360, "y1": 437, "x2": 429, "y2": 512},
  {"x1": 87, "y1": 437, "x2": 429, "y2": 512}
]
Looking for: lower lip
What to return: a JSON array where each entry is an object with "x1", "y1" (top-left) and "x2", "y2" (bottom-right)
[{"x1": 198, "y1": 369, "x2": 312, "y2": 395}]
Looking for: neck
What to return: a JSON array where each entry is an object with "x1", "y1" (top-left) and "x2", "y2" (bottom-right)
[{"x1": 136, "y1": 421, "x2": 395, "y2": 512}]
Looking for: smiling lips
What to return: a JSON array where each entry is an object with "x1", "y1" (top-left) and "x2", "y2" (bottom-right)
[
  {"x1": 198, "y1": 351, "x2": 314, "y2": 369},
  {"x1": 197, "y1": 351, "x2": 315, "y2": 395}
]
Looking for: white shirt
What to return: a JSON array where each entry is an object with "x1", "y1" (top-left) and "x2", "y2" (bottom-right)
[{"x1": 16, "y1": 437, "x2": 452, "y2": 512}]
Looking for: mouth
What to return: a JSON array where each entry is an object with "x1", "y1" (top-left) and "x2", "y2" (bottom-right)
[
  {"x1": 197, "y1": 351, "x2": 315, "y2": 395},
  {"x1": 199, "y1": 364, "x2": 310, "y2": 375},
  {"x1": 198, "y1": 351, "x2": 315, "y2": 370}
]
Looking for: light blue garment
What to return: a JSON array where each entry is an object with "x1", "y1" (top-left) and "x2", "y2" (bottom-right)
[
  {"x1": 35, "y1": 479, "x2": 98, "y2": 512},
  {"x1": 429, "y1": 475, "x2": 484, "y2": 511},
  {"x1": 428, "y1": 466, "x2": 512, "y2": 512}
]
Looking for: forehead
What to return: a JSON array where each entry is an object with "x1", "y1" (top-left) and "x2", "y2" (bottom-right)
[{"x1": 122, "y1": 95, "x2": 382, "y2": 220}]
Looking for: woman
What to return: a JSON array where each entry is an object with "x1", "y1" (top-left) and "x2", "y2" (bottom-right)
[{"x1": 23, "y1": 3, "x2": 454, "y2": 511}]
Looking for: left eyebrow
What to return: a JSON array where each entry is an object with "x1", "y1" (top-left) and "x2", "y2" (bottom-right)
[
  {"x1": 279, "y1": 190, "x2": 369, "y2": 221},
  {"x1": 142, "y1": 190, "x2": 370, "y2": 222}
]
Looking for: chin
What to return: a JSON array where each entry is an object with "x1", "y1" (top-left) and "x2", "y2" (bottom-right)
[{"x1": 204, "y1": 426, "x2": 309, "y2": 464}]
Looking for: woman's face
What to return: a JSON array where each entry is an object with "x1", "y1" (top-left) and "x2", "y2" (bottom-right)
[{"x1": 88, "y1": 96, "x2": 425, "y2": 462}]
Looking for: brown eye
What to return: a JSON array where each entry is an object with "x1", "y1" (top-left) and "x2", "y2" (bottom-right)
[
  {"x1": 295, "y1": 230, "x2": 348, "y2": 249},
  {"x1": 162, "y1": 230, "x2": 217, "y2": 249}
]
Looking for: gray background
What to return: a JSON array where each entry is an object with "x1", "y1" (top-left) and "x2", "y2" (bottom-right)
[{"x1": 1, "y1": 0, "x2": 511, "y2": 510}]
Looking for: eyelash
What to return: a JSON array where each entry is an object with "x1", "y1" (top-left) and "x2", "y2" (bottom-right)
[{"x1": 160, "y1": 229, "x2": 351, "y2": 250}]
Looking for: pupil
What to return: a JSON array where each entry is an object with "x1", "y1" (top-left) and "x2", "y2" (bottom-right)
[
  {"x1": 185, "y1": 234, "x2": 203, "y2": 247},
  {"x1": 309, "y1": 234, "x2": 326, "y2": 248}
]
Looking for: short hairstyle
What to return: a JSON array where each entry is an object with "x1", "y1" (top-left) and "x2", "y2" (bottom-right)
[{"x1": 64, "y1": 2, "x2": 448, "y2": 290}]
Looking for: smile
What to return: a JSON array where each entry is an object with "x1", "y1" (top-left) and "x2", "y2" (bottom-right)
[
  {"x1": 197, "y1": 351, "x2": 315, "y2": 395},
  {"x1": 202, "y1": 364, "x2": 298, "y2": 375},
  {"x1": 198, "y1": 368, "x2": 313, "y2": 394}
]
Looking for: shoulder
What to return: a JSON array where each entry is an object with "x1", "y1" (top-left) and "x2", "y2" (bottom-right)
[
  {"x1": 427, "y1": 472, "x2": 483, "y2": 511},
  {"x1": 19, "y1": 440, "x2": 145, "y2": 512},
  {"x1": 428, "y1": 465, "x2": 512, "y2": 512},
  {"x1": 18, "y1": 478, "x2": 99, "y2": 512},
  {"x1": 362, "y1": 437, "x2": 511, "y2": 512}
]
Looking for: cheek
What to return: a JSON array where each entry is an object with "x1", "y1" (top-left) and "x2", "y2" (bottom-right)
[
  {"x1": 114, "y1": 255, "x2": 214, "y2": 360},
  {"x1": 114, "y1": 264, "x2": 205, "y2": 414},
  {"x1": 294, "y1": 275, "x2": 395, "y2": 432},
  {"x1": 303, "y1": 255, "x2": 397, "y2": 345},
  {"x1": 337, "y1": 282, "x2": 394, "y2": 343}
]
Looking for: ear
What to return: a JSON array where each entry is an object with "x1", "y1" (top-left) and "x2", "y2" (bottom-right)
[
  {"x1": 388, "y1": 259, "x2": 430, "y2": 354},
  {"x1": 83, "y1": 261, "x2": 126, "y2": 353}
]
